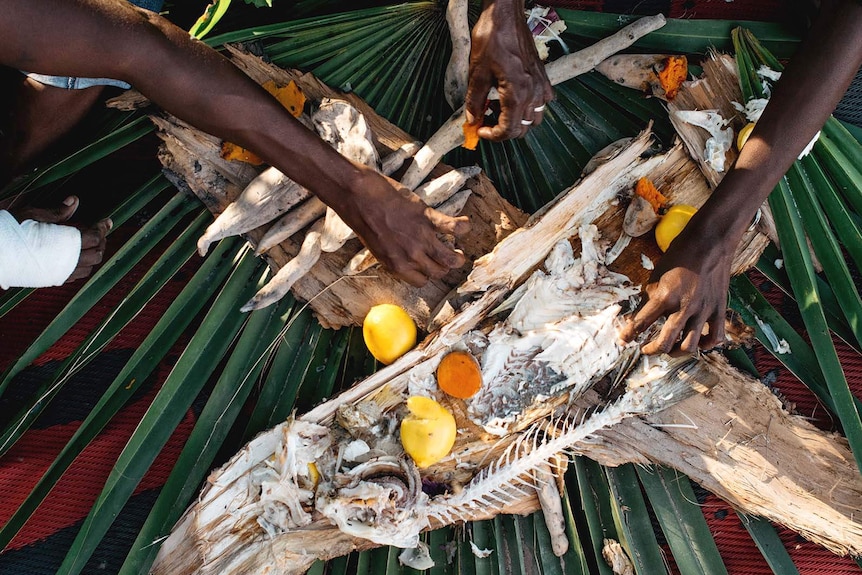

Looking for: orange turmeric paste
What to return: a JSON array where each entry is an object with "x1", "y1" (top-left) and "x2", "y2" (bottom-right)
[
  {"x1": 657, "y1": 56, "x2": 688, "y2": 100},
  {"x1": 634, "y1": 177, "x2": 668, "y2": 213}
]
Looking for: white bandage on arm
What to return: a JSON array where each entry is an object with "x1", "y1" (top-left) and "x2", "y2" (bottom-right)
[{"x1": 0, "y1": 210, "x2": 82, "y2": 289}]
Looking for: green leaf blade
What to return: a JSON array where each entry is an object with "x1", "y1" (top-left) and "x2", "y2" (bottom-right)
[
  {"x1": 56, "y1": 248, "x2": 264, "y2": 575},
  {"x1": 637, "y1": 466, "x2": 728, "y2": 575}
]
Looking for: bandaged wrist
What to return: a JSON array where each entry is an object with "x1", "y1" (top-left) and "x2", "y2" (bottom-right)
[{"x1": 0, "y1": 210, "x2": 82, "y2": 289}]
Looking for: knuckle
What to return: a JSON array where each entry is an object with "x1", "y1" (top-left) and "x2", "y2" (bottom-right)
[
  {"x1": 657, "y1": 339, "x2": 675, "y2": 354},
  {"x1": 429, "y1": 267, "x2": 447, "y2": 280},
  {"x1": 680, "y1": 338, "x2": 699, "y2": 353},
  {"x1": 388, "y1": 260, "x2": 408, "y2": 275}
]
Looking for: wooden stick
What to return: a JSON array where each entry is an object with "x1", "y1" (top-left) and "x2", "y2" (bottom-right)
[
  {"x1": 242, "y1": 220, "x2": 324, "y2": 312},
  {"x1": 255, "y1": 197, "x2": 326, "y2": 255},
  {"x1": 197, "y1": 167, "x2": 309, "y2": 256},
  {"x1": 444, "y1": 0, "x2": 471, "y2": 110},
  {"x1": 314, "y1": 99, "x2": 380, "y2": 252}
]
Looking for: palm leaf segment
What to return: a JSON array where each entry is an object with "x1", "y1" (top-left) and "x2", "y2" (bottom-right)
[{"x1": 1, "y1": 3, "x2": 859, "y2": 574}]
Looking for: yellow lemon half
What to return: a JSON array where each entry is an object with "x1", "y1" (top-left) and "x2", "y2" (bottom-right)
[
  {"x1": 363, "y1": 304, "x2": 417, "y2": 365},
  {"x1": 737, "y1": 122, "x2": 755, "y2": 151},
  {"x1": 655, "y1": 204, "x2": 698, "y2": 252},
  {"x1": 400, "y1": 396, "x2": 457, "y2": 468}
]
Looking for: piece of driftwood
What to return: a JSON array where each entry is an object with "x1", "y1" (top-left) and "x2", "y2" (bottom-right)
[
  {"x1": 591, "y1": 355, "x2": 862, "y2": 557},
  {"x1": 149, "y1": 131, "x2": 859, "y2": 575}
]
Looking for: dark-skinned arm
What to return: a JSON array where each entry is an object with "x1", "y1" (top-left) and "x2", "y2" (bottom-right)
[
  {"x1": 465, "y1": 0, "x2": 554, "y2": 140},
  {"x1": 0, "y1": 0, "x2": 469, "y2": 286},
  {"x1": 620, "y1": 0, "x2": 862, "y2": 355}
]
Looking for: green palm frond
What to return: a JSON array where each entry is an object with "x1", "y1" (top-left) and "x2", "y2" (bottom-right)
[
  {"x1": 5, "y1": 5, "x2": 861, "y2": 575},
  {"x1": 605, "y1": 464, "x2": 667, "y2": 574},
  {"x1": 0, "y1": 113, "x2": 153, "y2": 203},
  {"x1": 557, "y1": 10, "x2": 801, "y2": 58},
  {"x1": 637, "y1": 466, "x2": 728, "y2": 575},
  {"x1": 733, "y1": 28, "x2": 862, "y2": 472}
]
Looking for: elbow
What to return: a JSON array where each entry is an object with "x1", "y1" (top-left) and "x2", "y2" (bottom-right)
[{"x1": 110, "y1": 7, "x2": 189, "y2": 85}]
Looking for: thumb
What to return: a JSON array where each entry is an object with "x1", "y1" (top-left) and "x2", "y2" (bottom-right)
[
  {"x1": 464, "y1": 74, "x2": 491, "y2": 126},
  {"x1": 9, "y1": 196, "x2": 79, "y2": 223},
  {"x1": 54, "y1": 196, "x2": 79, "y2": 222}
]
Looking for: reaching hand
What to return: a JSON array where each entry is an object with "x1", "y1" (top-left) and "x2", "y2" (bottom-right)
[
  {"x1": 618, "y1": 219, "x2": 734, "y2": 355},
  {"x1": 465, "y1": 0, "x2": 553, "y2": 141},
  {"x1": 344, "y1": 169, "x2": 471, "y2": 287},
  {"x1": 11, "y1": 196, "x2": 111, "y2": 283}
]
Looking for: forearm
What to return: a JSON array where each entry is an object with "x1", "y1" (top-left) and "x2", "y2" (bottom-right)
[
  {"x1": 0, "y1": 0, "x2": 365, "y2": 211},
  {"x1": 125, "y1": 13, "x2": 368, "y2": 212},
  {"x1": 701, "y1": 0, "x2": 862, "y2": 240}
]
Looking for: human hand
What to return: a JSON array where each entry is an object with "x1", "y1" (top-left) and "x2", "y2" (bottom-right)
[
  {"x1": 618, "y1": 219, "x2": 734, "y2": 355},
  {"x1": 11, "y1": 196, "x2": 112, "y2": 283},
  {"x1": 344, "y1": 169, "x2": 471, "y2": 286},
  {"x1": 465, "y1": 0, "x2": 553, "y2": 141}
]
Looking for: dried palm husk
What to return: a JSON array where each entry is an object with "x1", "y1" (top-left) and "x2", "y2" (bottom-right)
[{"x1": 150, "y1": 129, "x2": 861, "y2": 575}]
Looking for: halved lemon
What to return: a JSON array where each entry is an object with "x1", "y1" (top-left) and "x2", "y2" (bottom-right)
[
  {"x1": 655, "y1": 204, "x2": 698, "y2": 252},
  {"x1": 737, "y1": 122, "x2": 756, "y2": 151},
  {"x1": 400, "y1": 396, "x2": 457, "y2": 468}
]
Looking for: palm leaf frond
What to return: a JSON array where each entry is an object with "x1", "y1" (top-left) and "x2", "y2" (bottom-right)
[
  {"x1": 734, "y1": 28, "x2": 862, "y2": 472},
  {"x1": 57, "y1": 248, "x2": 264, "y2": 574},
  {"x1": 118, "y1": 293, "x2": 294, "y2": 575},
  {"x1": 557, "y1": 10, "x2": 801, "y2": 58},
  {"x1": 0, "y1": 113, "x2": 153, "y2": 202},
  {"x1": 637, "y1": 466, "x2": 728, "y2": 575},
  {"x1": 606, "y1": 464, "x2": 668, "y2": 575},
  {"x1": 0, "y1": 191, "x2": 200, "y2": 419},
  {"x1": 739, "y1": 513, "x2": 802, "y2": 575}
]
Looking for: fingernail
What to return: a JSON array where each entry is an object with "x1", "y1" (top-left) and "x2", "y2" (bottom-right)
[
  {"x1": 63, "y1": 196, "x2": 76, "y2": 206},
  {"x1": 106, "y1": 219, "x2": 113, "y2": 230}
]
